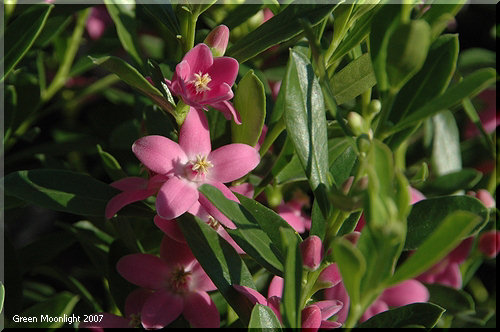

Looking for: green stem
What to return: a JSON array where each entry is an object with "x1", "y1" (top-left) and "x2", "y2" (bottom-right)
[
  {"x1": 299, "y1": 267, "x2": 323, "y2": 308},
  {"x1": 259, "y1": 118, "x2": 286, "y2": 158},
  {"x1": 374, "y1": 89, "x2": 397, "y2": 138},
  {"x1": 42, "y1": 9, "x2": 90, "y2": 102}
]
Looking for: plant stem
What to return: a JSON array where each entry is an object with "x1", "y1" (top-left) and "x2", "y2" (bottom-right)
[
  {"x1": 42, "y1": 9, "x2": 90, "y2": 102},
  {"x1": 374, "y1": 89, "x2": 397, "y2": 138}
]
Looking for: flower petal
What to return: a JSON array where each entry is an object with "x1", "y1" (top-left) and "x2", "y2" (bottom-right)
[
  {"x1": 233, "y1": 285, "x2": 267, "y2": 305},
  {"x1": 380, "y1": 279, "x2": 429, "y2": 307},
  {"x1": 182, "y1": 43, "x2": 213, "y2": 76},
  {"x1": 314, "y1": 300, "x2": 343, "y2": 320},
  {"x1": 301, "y1": 305, "x2": 322, "y2": 331},
  {"x1": 183, "y1": 291, "x2": 220, "y2": 328},
  {"x1": 320, "y1": 320, "x2": 342, "y2": 329},
  {"x1": 189, "y1": 262, "x2": 217, "y2": 292},
  {"x1": 156, "y1": 177, "x2": 199, "y2": 220},
  {"x1": 110, "y1": 176, "x2": 148, "y2": 191},
  {"x1": 361, "y1": 300, "x2": 388, "y2": 322},
  {"x1": 179, "y1": 107, "x2": 211, "y2": 159},
  {"x1": 435, "y1": 262, "x2": 462, "y2": 289},
  {"x1": 105, "y1": 189, "x2": 156, "y2": 219},
  {"x1": 317, "y1": 263, "x2": 342, "y2": 289},
  {"x1": 132, "y1": 135, "x2": 187, "y2": 175},
  {"x1": 207, "y1": 57, "x2": 239, "y2": 87},
  {"x1": 324, "y1": 281, "x2": 350, "y2": 324},
  {"x1": 198, "y1": 181, "x2": 237, "y2": 229},
  {"x1": 208, "y1": 144, "x2": 260, "y2": 183},
  {"x1": 116, "y1": 254, "x2": 169, "y2": 289},
  {"x1": 268, "y1": 276, "x2": 284, "y2": 298},
  {"x1": 141, "y1": 289, "x2": 184, "y2": 329},
  {"x1": 124, "y1": 288, "x2": 154, "y2": 318},
  {"x1": 278, "y1": 206, "x2": 306, "y2": 233},
  {"x1": 217, "y1": 226, "x2": 245, "y2": 254},
  {"x1": 210, "y1": 100, "x2": 242, "y2": 124},
  {"x1": 266, "y1": 296, "x2": 282, "y2": 323},
  {"x1": 159, "y1": 234, "x2": 196, "y2": 268},
  {"x1": 154, "y1": 215, "x2": 186, "y2": 243}
]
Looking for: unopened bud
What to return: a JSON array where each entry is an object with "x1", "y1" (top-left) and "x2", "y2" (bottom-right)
[
  {"x1": 479, "y1": 230, "x2": 500, "y2": 258},
  {"x1": 476, "y1": 189, "x2": 495, "y2": 209},
  {"x1": 204, "y1": 25, "x2": 229, "y2": 57},
  {"x1": 368, "y1": 99, "x2": 381, "y2": 116},
  {"x1": 348, "y1": 112, "x2": 365, "y2": 136},
  {"x1": 300, "y1": 235, "x2": 323, "y2": 271}
]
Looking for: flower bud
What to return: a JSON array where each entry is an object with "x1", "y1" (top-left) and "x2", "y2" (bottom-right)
[
  {"x1": 204, "y1": 25, "x2": 229, "y2": 57},
  {"x1": 368, "y1": 99, "x2": 381, "y2": 116},
  {"x1": 300, "y1": 235, "x2": 323, "y2": 271},
  {"x1": 479, "y1": 230, "x2": 500, "y2": 258},
  {"x1": 348, "y1": 112, "x2": 365, "y2": 136},
  {"x1": 476, "y1": 189, "x2": 495, "y2": 209},
  {"x1": 316, "y1": 263, "x2": 342, "y2": 289}
]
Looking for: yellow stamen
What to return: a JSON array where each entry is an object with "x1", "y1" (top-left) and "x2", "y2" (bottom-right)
[
  {"x1": 191, "y1": 155, "x2": 213, "y2": 174},
  {"x1": 191, "y1": 71, "x2": 212, "y2": 94}
]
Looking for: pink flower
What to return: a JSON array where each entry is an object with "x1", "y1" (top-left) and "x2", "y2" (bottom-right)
[
  {"x1": 416, "y1": 236, "x2": 474, "y2": 289},
  {"x1": 235, "y1": 276, "x2": 343, "y2": 330},
  {"x1": 79, "y1": 288, "x2": 152, "y2": 329},
  {"x1": 360, "y1": 280, "x2": 429, "y2": 322},
  {"x1": 117, "y1": 235, "x2": 219, "y2": 328},
  {"x1": 86, "y1": 5, "x2": 112, "y2": 40},
  {"x1": 105, "y1": 175, "x2": 167, "y2": 219},
  {"x1": 131, "y1": 107, "x2": 260, "y2": 224},
  {"x1": 300, "y1": 235, "x2": 324, "y2": 271},
  {"x1": 166, "y1": 44, "x2": 241, "y2": 124},
  {"x1": 478, "y1": 230, "x2": 500, "y2": 258},
  {"x1": 204, "y1": 25, "x2": 230, "y2": 57},
  {"x1": 277, "y1": 191, "x2": 312, "y2": 233}
]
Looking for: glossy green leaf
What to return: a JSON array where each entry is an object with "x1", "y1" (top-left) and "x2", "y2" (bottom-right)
[
  {"x1": 275, "y1": 155, "x2": 307, "y2": 184},
  {"x1": 431, "y1": 110, "x2": 462, "y2": 176},
  {"x1": 421, "y1": 1, "x2": 465, "y2": 40},
  {"x1": 427, "y1": 284, "x2": 475, "y2": 315},
  {"x1": 284, "y1": 49, "x2": 330, "y2": 216},
  {"x1": 310, "y1": 197, "x2": 326, "y2": 240},
  {"x1": 104, "y1": 0, "x2": 143, "y2": 66},
  {"x1": 2, "y1": 169, "x2": 120, "y2": 216},
  {"x1": 369, "y1": 4, "x2": 401, "y2": 91},
  {"x1": 232, "y1": 70, "x2": 266, "y2": 147},
  {"x1": 405, "y1": 195, "x2": 488, "y2": 250},
  {"x1": 388, "y1": 34, "x2": 459, "y2": 125},
  {"x1": 329, "y1": 138, "x2": 357, "y2": 188},
  {"x1": 198, "y1": 184, "x2": 284, "y2": 275},
  {"x1": 423, "y1": 168, "x2": 482, "y2": 195},
  {"x1": 147, "y1": 59, "x2": 176, "y2": 105},
  {"x1": 331, "y1": 53, "x2": 376, "y2": 105},
  {"x1": 221, "y1": 3, "x2": 264, "y2": 30},
  {"x1": 280, "y1": 227, "x2": 302, "y2": 328},
  {"x1": 227, "y1": 4, "x2": 334, "y2": 63},
  {"x1": 249, "y1": 304, "x2": 283, "y2": 331},
  {"x1": 235, "y1": 193, "x2": 302, "y2": 256},
  {"x1": 14, "y1": 292, "x2": 79, "y2": 328},
  {"x1": 386, "y1": 20, "x2": 431, "y2": 90},
  {"x1": 390, "y1": 211, "x2": 480, "y2": 285},
  {"x1": 96, "y1": 144, "x2": 128, "y2": 181},
  {"x1": 1, "y1": 4, "x2": 54, "y2": 82},
  {"x1": 388, "y1": 68, "x2": 497, "y2": 135},
  {"x1": 332, "y1": 237, "x2": 366, "y2": 306},
  {"x1": 142, "y1": 1, "x2": 180, "y2": 37},
  {"x1": 357, "y1": 303, "x2": 445, "y2": 328},
  {"x1": 90, "y1": 56, "x2": 175, "y2": 114},
  {"x1": 177, "y1": 213, "x2": 256, "y2": 325}
]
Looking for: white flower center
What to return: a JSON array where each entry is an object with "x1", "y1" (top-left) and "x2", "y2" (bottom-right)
[{"x1": 190, "y1": 71, "x2": 212, "y2": 94}]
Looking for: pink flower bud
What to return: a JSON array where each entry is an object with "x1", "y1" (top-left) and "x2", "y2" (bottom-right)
[
  {"x1": 479, "y1": 230, "x2": 500, "y2": 258},
  {"x1": 316, "y1": 263, "x2": 342, "y2": 289},
  {"x1": 300, "y1": 235, "x2": 323, "y2": 271},
  {"x1": 476, "y1": 189, "x2": 495, "y2": 209},
  {"x1": 204, "y1": 25, "x2": 229, "y2": 57}
]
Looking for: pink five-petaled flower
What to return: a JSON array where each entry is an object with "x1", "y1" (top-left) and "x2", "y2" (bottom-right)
[
  {"x1": 79, "y1": 288, "x2": 152, "y2": 330},
  {"x1": 234, "y1": 276, "x2": 343, "y2": 330},
  {"x1": 117, "y1": 235, "x2": 219, "y2": 329},
  {"x1": 166, "y1": 43, "x2": 241, "y2": 124},
  {"x1": 131, "y1": 107, "x2": 260, "y2": 224}
]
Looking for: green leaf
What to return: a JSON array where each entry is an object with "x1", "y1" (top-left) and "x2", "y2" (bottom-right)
[
  {"x1": 390, "y1": 211, "x2": 481, "y2": 285},
  {"x1": 310, "y1": 197, "x2": 326, "y2": 240},
  {"x1": 421, "y1": 1, "x2": 465, "y2": 41},
  {"x1": 426, "y1": 284, "x2": 475, "y2": 315},
  {"x1": 96, "y1": 144, "x2": 128, "y2": 181},
  {"x1": 431, "y1": 110, "x2": 462, "y2": 176},
  {"x1": 198, "y1": 184, "x2": 284, "y2": 276},
  {"x1": 221, "y1": 4, "x2": 264, "y2": 31},
  {"x1": 14, "y1": 292, "x2": 79, "y2": 328},
  {"x1": 107, "y1": 240, "x2": 136, "y2": 314},
  {"x1": 227, "y1": 4, "x2": 334, "y2": 63},
  {"x1": 249, "y1": 304, "x2": 283, "y2": 331},
  {"x1": 387, "y1": 68, "x2": 497, "y2": 135},
  {"x1": 280, "y1": 227, "x2": 302, "y2": 328},
  {"x1": 386, "y1": 20, "x2": 431, "y2": 90},
  {"x1": 0, "y1": 282, "x2": 4, "y2": 314},
  {"x1": 284, "y1": 49, "x2": 330, "y2": 215},
  {"x1": 423, "y1": 168, "x2": 482, "y2": 195},
  {"x1": 332, "y1": 237, "x2": 366, "y2": 307},
  {"x1": 357, "y1": 303, "x2": 445, "y2": 328},
  {"x1": 405, "y1": 195, "x2": 489, "y2": 250},
  {"x1": 1, "y1": 4, "x2": 54, "y2": 82},
  {"x1": 2, "y1": 169, "x2": 119, "y2": 216},
  {"x1": 331, "y1": 53, "x2": 376, "y2": 105},
  {"x1": 142, "y1": 1, "x2": 180, "y2": 37},
  {"x1": 275, "y1": 155, "x2": 307, "y2": 184},
  {"x1": 177, "y1": 214, "x2": 256, "y2": 325},
  {"x1": 232, "y1": 70, "x2": 266, "y2": 147},
  {"x1": 90, "y1": 55, "x2": 175, "y2": 114},
  {"x1": 458, "y1": 48, "x2": 496, "y2": 73},
  {"x1": 328, "y1": 138, "x2": 357, "y2": 188},
  {"x1": 104, "y1": 0, "x2": 143, "y2": 66},
  {"x1": 235, "y1": 193, "x2": 302, "y2": 256},
  {"x1": 369, "y1": 4, "x2": 401, "y2": 92}
]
